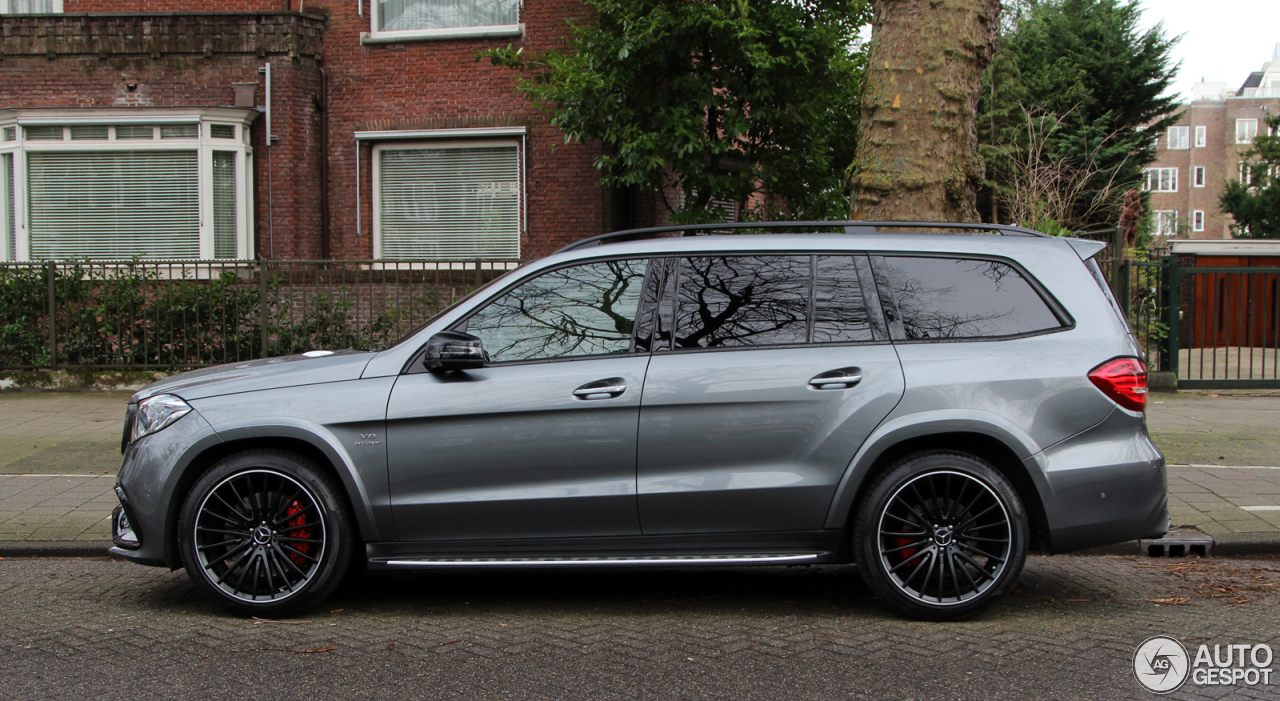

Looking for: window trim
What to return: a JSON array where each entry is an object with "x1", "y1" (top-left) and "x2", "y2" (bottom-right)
[
  {"x1": 371, "y1": 138, "x2": 524, "y2": 261},
  {"x1": 0, "y1": 108, "x2": 255, "y2": 262},
  {"x1": 363, "y1": 0, "x2": 524, "y2": 44},
  {"x1": 1192, "y1": 210, "x2": 1206, "y2": 233},
  {"x1": 1154, "y1": 210, "x2": 1178, "y2": 236},
  {"x1": 1237, "y1": 118, "x2": 1259, "y2": 144},
  {"x1": 867, "y1": 252, "x2": 1075, "y2": 345},
  {"x1": 1195, "y1": 125, "x2": 1207, "y2": 148},
  {"x1": 1194, "y1": 165, "x2": 1206, "y2": 188},
  {"x1": 1166, "y1": 126, "x2": 1189, "y2": 150},
  {"x1": 1143, "y1": 167, "x2": 1178, "y2": 193}
]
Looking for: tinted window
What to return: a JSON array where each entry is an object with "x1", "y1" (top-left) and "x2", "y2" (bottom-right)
[
  {"x1": 814, "y1": 255, "x2": 874, "y2": 343},
  {"x1": 675, "y1": 256, "x2": 810, "y2": 348},
  {"x1": 463, "y1": 259, "x2": 648, "y2": 362},
  {"x1": 876, "y1": 256, "x2": 1061, "y2": 340}
]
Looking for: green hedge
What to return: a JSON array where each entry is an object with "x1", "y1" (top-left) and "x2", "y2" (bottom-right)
[{"x1": 0, "y1": 263, "x2": 442, "y2": 369}]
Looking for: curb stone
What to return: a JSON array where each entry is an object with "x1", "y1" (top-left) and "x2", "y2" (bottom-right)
[{"x1": 0, "y1": 541, "x2": 112, "y2": 558}]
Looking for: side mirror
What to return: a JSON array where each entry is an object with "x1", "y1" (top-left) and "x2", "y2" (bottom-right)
[{"x1": 423, "y1": 331, "x2": 486, "y2": 373}]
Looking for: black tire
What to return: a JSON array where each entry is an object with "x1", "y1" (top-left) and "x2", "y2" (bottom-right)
[
  {"x1": 853, "y1": 451, "x2": 1029, "y2": 621},
  {"x1": 178, "y1": 449, "x2": 355, "y2": 618}
]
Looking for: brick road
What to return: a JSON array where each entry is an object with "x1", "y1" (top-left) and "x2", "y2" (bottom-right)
[{"x1": 1, "y1": 555, "x2": 1278, "y2": 700}]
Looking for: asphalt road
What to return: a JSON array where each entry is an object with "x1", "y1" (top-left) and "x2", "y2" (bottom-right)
[{"x1": 3, "y1": 555, "x2": 1279, "y2": 700}]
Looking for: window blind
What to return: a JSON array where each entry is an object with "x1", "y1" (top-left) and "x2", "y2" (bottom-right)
[
  {"x1": 379, "y1": 145, "x2": 520, "y2": 260},
  {"x1": 27, "y1": 150, "x2": 199, "y2": 260},
  {"x1": 3, "y1": 154, "x2": 13, "y2": 261}
]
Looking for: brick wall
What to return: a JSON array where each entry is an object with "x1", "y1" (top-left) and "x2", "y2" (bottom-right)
[{"x1": 1, "y1": 2, "x2": 626, "y2": 261}]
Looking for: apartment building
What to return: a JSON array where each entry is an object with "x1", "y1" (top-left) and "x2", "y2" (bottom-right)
[
  {"x1": 0, "y1": 0, "x2": 666, "y2": 262},
  {"x1": 1145, "y1": 43, "x2": 1280, "y2": 240}
]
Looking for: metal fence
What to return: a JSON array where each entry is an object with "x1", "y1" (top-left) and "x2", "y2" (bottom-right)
[
  {"x1": 1107, "y1": 253, "x2": 1280, "y2": 389},
  {"x1": 0, "y1": 259, "x2": 523, "y2": 370}
]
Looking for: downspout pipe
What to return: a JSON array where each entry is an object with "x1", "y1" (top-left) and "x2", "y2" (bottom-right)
[{"x1": 317, "y1": 66, "x2": 330, "y2": 259}]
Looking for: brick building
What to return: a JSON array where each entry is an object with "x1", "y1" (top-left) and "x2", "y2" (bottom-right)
[
  {"x1": 0, "y1": 0, "x2": 666, "y2": 262},
  {"x1": 1145, "y1": 43, "x2": 1280, "y2": 240}
]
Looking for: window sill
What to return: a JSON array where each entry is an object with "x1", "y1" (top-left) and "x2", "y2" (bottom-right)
[{"x1": 361, "y1": 24, "x2": 524, "y2": 44}]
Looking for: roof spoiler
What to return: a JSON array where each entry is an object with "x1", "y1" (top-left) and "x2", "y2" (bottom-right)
[{"x1": 1065, "y1": 237, "x2": 1108, "y2": 261}]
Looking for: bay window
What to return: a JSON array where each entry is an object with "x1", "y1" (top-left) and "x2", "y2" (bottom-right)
[{"x1": 0, "y1": 109, "x2": 255, "y2": 261}]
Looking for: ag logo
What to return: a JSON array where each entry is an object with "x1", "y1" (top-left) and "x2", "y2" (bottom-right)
[{"x1": 1135, "y1": 636, "x2": 1190, "y2": 694}]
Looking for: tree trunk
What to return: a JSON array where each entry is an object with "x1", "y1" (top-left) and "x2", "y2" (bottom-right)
[{"x1": 849, "y1": 0, "x2": 1000, "y2": 222}]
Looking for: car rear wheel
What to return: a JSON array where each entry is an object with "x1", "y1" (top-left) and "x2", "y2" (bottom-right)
[
  {"x1": 854, "y1": 451, "x2": 1029, "y2": 621},
  {"x1": 178, "y1": 449, "x2": 354, "y2": 618}
]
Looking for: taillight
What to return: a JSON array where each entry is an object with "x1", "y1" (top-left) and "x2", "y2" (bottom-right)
[{"x1": 1088, "y1": 357, "x2": 1148, "y2": 412}]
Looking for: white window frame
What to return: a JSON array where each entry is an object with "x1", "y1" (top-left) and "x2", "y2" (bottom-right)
[
  {"x1": 1195, "y1": 125, "x2": 1207, "y2": 148},
  {"x1": 1194, "y1": 166, "x2": 1206, "y2": 187},
  {"x1": 363, "y1": 0, "x2": 524, "y2": 44},
  {"x1": 1154, "y1": 210, "x2": 1178, "y2": 236},
  {"x1": 1166, "y1": 126, "x2": 1189, "y2": 150},
  {"x1": 1237, "y1": 118, "x2": 1258, "y2": 144},
  {"x1": 0, "y1": 0, "x2": 63, "y2": 13},
  {"x1": 1192, "y1": 210, "x2": 1205, "y2": 232},
  {"x1": 370, "y1": 137, "x2": 525, "y2": 260},
  {"x1": 0, "y1": 108, "x2": 255, "y2": 262},
  {"x1": 1143, "y1": 167, "x2": 1178, "y2": 193}
]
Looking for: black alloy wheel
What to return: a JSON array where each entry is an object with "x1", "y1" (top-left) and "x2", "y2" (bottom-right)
[
  {"x1": 179, "y1": 450, "x2": 353, "y2": 617},
  {"x1": 854, "y1": 452, "x2": 1028, "y2": 621}
]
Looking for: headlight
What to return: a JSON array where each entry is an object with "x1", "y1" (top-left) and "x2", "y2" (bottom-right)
[{"x1": 131, "y1": 394, "x2": 193, "y2": 443}]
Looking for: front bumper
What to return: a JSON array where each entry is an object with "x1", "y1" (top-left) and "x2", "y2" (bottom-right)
[
  {"x1": 112, "y1": 408, "x2": 221, "y2": 568},
  {"x1": 1035, "y1": 407, "x2": 1170, "y2": 554}
]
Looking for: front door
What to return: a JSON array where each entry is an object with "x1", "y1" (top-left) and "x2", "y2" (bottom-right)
[
  {"x1": 637, "y1": 254, "x2": 905, "y2": 534},
  {"x1": 387, "y1": 258, "x2": 652, "y2": 542}
]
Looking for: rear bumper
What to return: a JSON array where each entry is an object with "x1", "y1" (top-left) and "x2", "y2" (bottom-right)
[{"x1": 1034, "y1": 407, "x2": 1170, "y2": 554}]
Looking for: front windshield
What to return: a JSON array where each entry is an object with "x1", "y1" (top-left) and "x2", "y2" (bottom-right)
[{"x1": 387, "y1": 268, "x2": 522, "y2": 349}]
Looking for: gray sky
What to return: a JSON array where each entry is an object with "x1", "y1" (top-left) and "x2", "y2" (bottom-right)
[{"x1": 1136, "y1": 1, "x2": 1278, "y2": 99}]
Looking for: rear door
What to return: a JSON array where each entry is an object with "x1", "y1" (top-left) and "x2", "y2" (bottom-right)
[{"x1": 636, "y1": 254, "x2": 905, "y2": 534}]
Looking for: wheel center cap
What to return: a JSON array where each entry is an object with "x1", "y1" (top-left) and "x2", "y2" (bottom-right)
[
  {"x1": 933, "y1": 526, "x2": 953, "y2": 546},
  {"x1": 253, "y1": 524, "x2": 273, "y2": 545}
]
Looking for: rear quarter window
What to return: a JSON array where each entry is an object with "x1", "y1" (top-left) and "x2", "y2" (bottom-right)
[{"x1": 874, "y1": 256, "x2": 1065, "y2": 341}]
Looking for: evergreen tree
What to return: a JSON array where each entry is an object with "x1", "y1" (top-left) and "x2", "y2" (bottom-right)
[
  {"x1": 979, "y1": 0, "x2": 1179, "y2": 232},
  {"x1": 483, "y1": 0, "x2": 872, "y2": 222},
  {"x1": 1220, "y1": 114, "x2": 1280, "y2": 238}
]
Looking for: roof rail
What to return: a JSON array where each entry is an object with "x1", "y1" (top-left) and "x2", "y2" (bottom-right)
[{"x1": 556, "y1": 220, "x2": 1050, "y2": 253}]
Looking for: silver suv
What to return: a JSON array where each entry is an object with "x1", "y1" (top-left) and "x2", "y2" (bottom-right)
[{"x1": 110, "y1": 222, "x2": 1168, "y2": 621}]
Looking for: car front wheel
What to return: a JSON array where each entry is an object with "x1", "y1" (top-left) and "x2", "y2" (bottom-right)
[
  {"x1": 178, "y1": 449, "x2": 354, "y2": 618},
  {"x1": 854, "y1": 451, "x2": 1029, "y2": 621}
]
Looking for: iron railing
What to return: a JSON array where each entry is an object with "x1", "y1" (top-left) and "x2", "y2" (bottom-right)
[{"x1": 0, "y1": 259, "x2": 524, "y2": 370}]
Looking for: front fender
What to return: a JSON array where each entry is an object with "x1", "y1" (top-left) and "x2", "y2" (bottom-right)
[
  {"x1": 196, "y1": 419, "x2": 385, "y2": 544},
  {"x1": 823, "y1": 409, "x2": 1051, "y2": 530}
]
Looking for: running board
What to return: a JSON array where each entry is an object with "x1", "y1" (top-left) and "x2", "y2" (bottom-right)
[{"x1": 376, "y1": 553, "x2": 824, "y2": 569}]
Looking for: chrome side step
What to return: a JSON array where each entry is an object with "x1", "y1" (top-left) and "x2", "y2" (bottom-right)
[{"x1": 380, "y1": 553, "x2": 823, "y2": 568}]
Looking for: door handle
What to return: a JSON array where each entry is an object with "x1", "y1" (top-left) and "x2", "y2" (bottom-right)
[
  {"x1": 573, "y1": 377, "x2": 627, "y2": 399},
  {"x1": 808, "y1": 367, "x2": 863, "y2": 389}
]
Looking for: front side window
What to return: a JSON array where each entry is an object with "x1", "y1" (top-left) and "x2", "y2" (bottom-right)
[
  {"x1": 0, "y1": 116, "x2": 253, "y2": 261},
  {"x1": 875, "y1": 256, "x2": 1063, "y2": 340},
  {"x1": 376, "y1": 142, "x2": 521, "y2": 260},
  {"x1": 373, "y1": 0, "x2": 520, "y2": 38},
  {"x1": 1166, "y1": 126, "x2": 1189, "y2": 150},
  {"x1": 462, "y1": 259, "x2": 648, "y2": 363}
]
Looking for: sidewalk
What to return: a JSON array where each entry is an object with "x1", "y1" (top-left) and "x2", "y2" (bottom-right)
[{"x1": 2, "y1": 390, "x2": 1280, "y2": 555}]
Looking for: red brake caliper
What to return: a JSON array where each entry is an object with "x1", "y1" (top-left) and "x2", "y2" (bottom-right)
[
  {"x1": 286, "y1": 501, "x2": 309, "y2": 567},
  {"x1": 892, "y1": 528, "x2": 918, "y2": 564}
]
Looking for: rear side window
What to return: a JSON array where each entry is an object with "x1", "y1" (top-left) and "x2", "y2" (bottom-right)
[
  {"x1": 670, "y1": 255, "x2": 877, "y2": 349},
  {"x1": 874, "y1": 256, "x2": 1063, "y2": 340}
]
